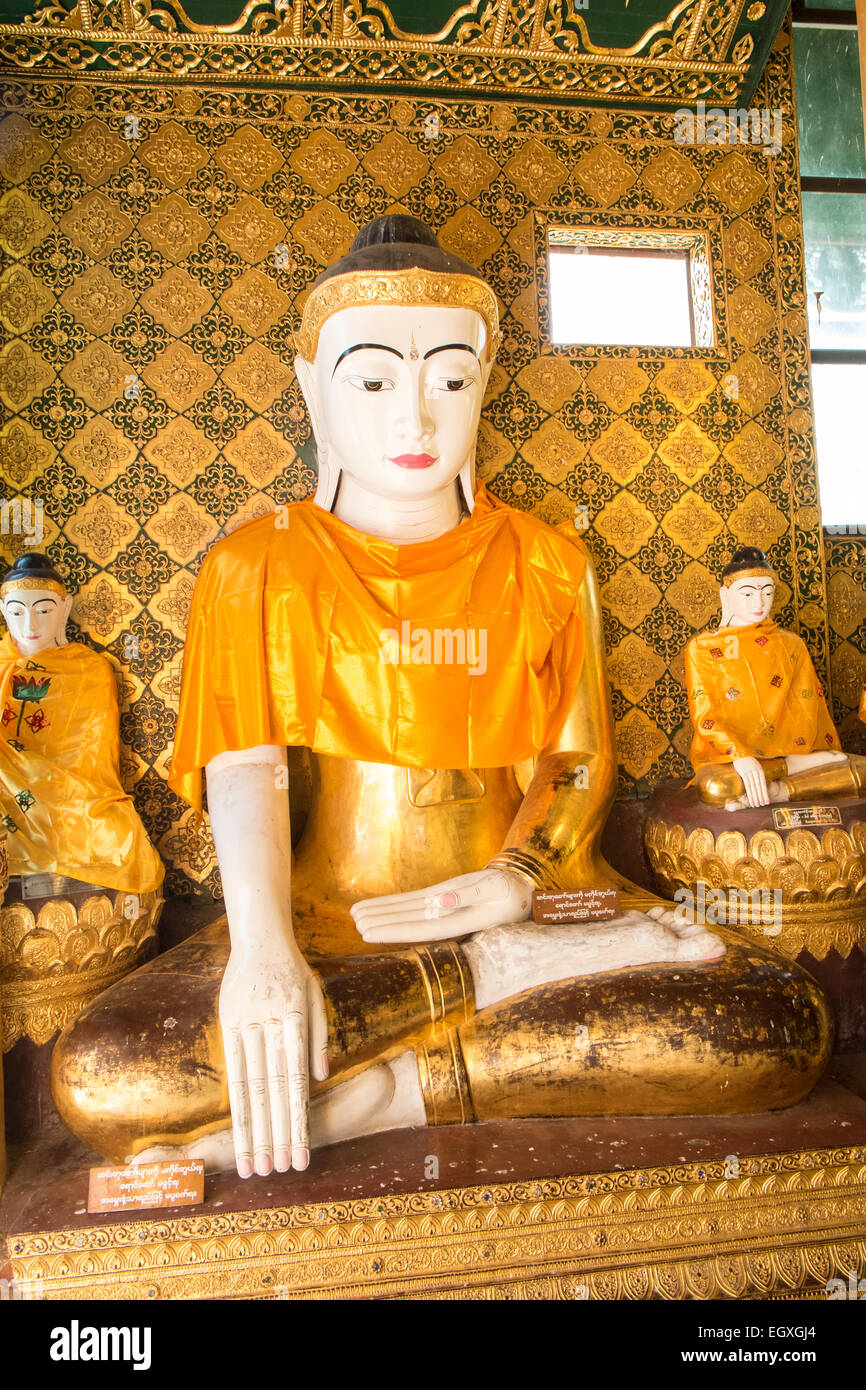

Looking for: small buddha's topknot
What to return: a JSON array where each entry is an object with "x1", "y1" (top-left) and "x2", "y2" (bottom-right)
[
  {"x1": 348, "y1": 216, "x2": 440, "y2": 253},
  {"x1": 722, "y1": 546, "x2": 773, "y2": 581},
  {"x1": 1, "y1": 552, "x2": 66, "y2": 590}
]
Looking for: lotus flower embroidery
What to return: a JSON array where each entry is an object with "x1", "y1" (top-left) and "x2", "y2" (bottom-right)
[
  {"x1": 10, "y1": 671, "x2": 51, "y2": 739},
  {"x1": 12, "y1": 675, "x2": 50, "y2": 700}
]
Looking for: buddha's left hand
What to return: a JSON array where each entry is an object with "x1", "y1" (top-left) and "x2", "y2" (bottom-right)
[{"x1": 351, "y1": 868, "x2": 532, "y2": 945}]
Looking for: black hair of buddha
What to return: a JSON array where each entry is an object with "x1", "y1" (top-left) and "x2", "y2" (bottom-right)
[
  {"x1": 314, "y1": 215, "x2": 486, "y2": 286},
  {"x1": 722, "y1": 546, "x2": 774, "y2": 580},
  {"x1": 1, "y1": 552, "x2": 66, "y2": 589}
]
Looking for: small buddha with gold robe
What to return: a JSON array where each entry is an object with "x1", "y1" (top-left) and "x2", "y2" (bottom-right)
[
  {"x1": 52, "y1": 220, "x2": 831, "y2": 1178},
  {"x1": 0, "y1": 553, "x2": 163, "y2": 895},
  {"x1": 686, "y1": 546, "x2": 865, "y2": 810}
]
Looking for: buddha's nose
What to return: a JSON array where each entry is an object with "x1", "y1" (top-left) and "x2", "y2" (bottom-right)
[{"x1": 397, "y1": 377, "x2": 434, "y2": 442}]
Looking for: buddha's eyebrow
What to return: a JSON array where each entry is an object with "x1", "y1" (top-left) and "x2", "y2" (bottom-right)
[
  {"x1": 332, "y1": 343, "x2": 403, "y2": 377},
  {"x1": 423, "y1": 343, "x2": 479, "y2": 360}
]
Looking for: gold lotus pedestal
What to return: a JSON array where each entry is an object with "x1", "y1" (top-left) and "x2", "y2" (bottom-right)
[
  {"x1": 0, "y1": 858, "x2": 163, "y2": 1147},
  {"x1": 644, "y1": 784, "x2": 866, "y2": 962},
  {"x1": 0, "y1": 883, "x2": 163, "y2": 1051}
]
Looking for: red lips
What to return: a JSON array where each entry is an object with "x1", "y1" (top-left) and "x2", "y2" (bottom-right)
[{"x1": 389, "y1": 454, "x2": 438, "y2": 469}]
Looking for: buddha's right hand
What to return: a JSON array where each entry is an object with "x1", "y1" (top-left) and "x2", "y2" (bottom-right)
[
  {"x1": 732, "y1": 755, "x2": 770, "y2": 808},
  {"x1": 352, "y1": 868, "x2": 533, "y2": 945},
  {"x1": 218, "y1": 941, "x2": 329, "y2": 1179}
]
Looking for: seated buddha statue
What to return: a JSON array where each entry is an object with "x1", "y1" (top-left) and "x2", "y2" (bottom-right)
[
  {"x1": 686, "y1": 546, "x2": 865, "y2": 811},
  {"x1": 51, "y1": 218, "x2": 831, "y2": 1179},
  {"x1": 0, "y1": 553, "x2": 164, "y2": 896}
]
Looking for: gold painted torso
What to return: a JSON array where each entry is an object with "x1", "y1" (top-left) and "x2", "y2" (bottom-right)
[{"x1": 291, "y1": 752, "x2": 522, "y2": 958}]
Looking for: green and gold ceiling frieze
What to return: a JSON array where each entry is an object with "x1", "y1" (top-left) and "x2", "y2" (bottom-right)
[{"x1": 0, "y1": 0, "x2": 788, "y2": 109}]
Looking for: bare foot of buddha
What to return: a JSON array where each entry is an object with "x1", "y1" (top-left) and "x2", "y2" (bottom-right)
[
  {"x1": 127, "y1": 1053, "x2": 426, "y2": 1174},
  {"x1": 645, "y1": 904, "x2": 726, "y2": 961},
  {"x1": 462, "y1": 908, "x2": 725, "y2": 1010}
]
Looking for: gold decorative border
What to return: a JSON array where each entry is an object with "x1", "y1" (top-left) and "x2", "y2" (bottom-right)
[
  {"x1": 0, "y1": 0, "x2": 774, "y2": 104},
  {"x1": 0, "y1": 577, "x2": 66, "y2": 595},
  {"x1": 9, "y1": 1145, "x2": 866, "y2": 1300},
  {"x1": 297, "y1": 267, "x2": 501, "y2": 363},
  {"x1": 1, "y1": 959, "x2": 148, "y2": 1048}
]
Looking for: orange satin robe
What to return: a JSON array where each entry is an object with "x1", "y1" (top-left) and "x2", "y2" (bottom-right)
[
  {"x1": 685, "y1": 619, "x2": 840, "y2": 770},
  {"x1": 169, "y1": 486, "x2": 588, "y2": 815},
  {"x1": 0, "y1": 635, "x2": 164, "y2": 891}
]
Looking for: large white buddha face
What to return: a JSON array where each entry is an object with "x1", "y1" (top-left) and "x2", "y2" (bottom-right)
[
  {"x1": 295, "y1": 304, "x2": 491, "y2": 507},
  {"x1": 720, "y1": 575, "x2": 775, "y2": 628},
  {"x1": 1, "y1": 587, "x2": 72, "y2": 656}
]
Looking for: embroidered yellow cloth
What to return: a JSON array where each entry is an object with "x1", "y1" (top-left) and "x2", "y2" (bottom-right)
[
  {"x1": 685, "y1": 619, "x2": 840, "y2": 770},
  {"x1": 0, "y1": 635, "x2": 164, "y2": 892},
  {"x1": 169, "y1": 486, "x2": 588, "y2": 815}
]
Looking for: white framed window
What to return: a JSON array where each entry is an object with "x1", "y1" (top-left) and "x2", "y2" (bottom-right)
[{"x1": 545, "y1": 225, "x2": 714, "y2": 349}]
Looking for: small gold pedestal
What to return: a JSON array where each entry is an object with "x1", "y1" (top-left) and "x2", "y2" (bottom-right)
[
  {"x1": 644, "y1": 784, "x2": 866, "y2": 961},
  {"x1": 0, "y1": 882, "x2": 163, "y2": 1052},
  {"x1": 7, "y1": 1145, "x2": 866, "y2": 1300}
]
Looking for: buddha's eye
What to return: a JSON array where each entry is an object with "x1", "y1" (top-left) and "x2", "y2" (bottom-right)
[
  {"x1": 435, "y1": 376, "x2": 472, "y2": 393},
  {"x1": 346, "y1": 376, "x2": 394, "y2": 392}
]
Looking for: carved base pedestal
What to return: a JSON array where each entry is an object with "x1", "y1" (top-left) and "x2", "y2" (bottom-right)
[
  {"x1": 644, "y1": 783, "x2": 866, "y2": 961},
  {"x1": 4, "y1": 1133, "x2": 866, "y2": 1300},
  {"x1": 5, "y1": 1052, "x2": 866, "y2": 1300},
  {"x1": 0, "y1": 883, "x2": 163, "y2": 1052},
  {"x1": 0, "y1": 883, "x2": 163, "y2": 1145}
]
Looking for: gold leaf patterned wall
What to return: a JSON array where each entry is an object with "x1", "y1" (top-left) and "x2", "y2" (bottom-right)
[
  {"x1": 826, "y1": 535, "x2": 866, "y2": 757},
  {"x1": 0, "y1": 28, "x2": 844, "y2": 899}
]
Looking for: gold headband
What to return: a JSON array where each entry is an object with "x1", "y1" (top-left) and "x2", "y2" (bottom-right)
[
  {"x1": 0, "y1": 577, "x2": 66, "y2": 598},
  {"x1": 722, "y1": 567, "x2": 775, "y2": 587},
  {"x1": 296, "y1": 268, "x2": 501, "y2": 364}
]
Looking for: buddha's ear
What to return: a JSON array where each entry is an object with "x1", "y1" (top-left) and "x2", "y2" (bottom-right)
[
  {"x1": 296, "y1": 354, "x2": 340, "y2": 510},
  {"x1": 293, "y1": 355, "x2": 324, "y2": 450},
  {"x1": 457, "y1": 454, "x2": 476, "y2": 514},
  {"x1": 719, "y1": 584, "x2": 731, "y2": 625},
  {"x1": 480, "y1": 330, "x2": 495, "y2": 393}
]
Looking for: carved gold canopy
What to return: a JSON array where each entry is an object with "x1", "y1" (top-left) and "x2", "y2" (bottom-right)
[{"x1": 0, "y1": 0, "x2": 789, "y2": 107}]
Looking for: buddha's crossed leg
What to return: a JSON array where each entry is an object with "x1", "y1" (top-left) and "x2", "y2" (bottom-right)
[{"x1": 51, "y1": 907, "x2": 830, "y2": 1173}]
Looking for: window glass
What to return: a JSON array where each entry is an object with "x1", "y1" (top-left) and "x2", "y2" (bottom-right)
[
  {"x1": 812, "y1": 362, "x2": 866, "y2": 524},
  {"x1": 794, "y1": 26, "x2": 866, "y2": 178},
  {"x1": 548, "y1": 249, "x2": 693, "y2": 347},
  {"x1": 803, "y1": 192, "x2": 866, "y2": 348}
]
